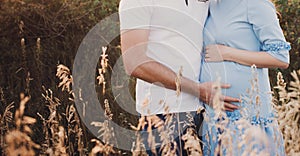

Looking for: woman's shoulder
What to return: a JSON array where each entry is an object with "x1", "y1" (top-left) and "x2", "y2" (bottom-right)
[
  {"x1": 246, "y1": 0, "x2": 277, "y2": 21},
  {"x1": 246, "y1": 0, "x2": 276, "y2": 9}
]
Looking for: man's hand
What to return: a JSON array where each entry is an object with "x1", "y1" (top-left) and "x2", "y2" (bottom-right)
[{"x1": 198, "y1": 82, "x2": 240, "y2": 112}]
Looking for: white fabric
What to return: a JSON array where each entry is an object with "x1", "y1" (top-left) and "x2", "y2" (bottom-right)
[{"x1": 119, "y1": 0, "x2": 209, "y2": 115}]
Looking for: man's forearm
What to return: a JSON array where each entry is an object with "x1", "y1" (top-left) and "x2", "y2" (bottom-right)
[
  {"x1": 128, "y1": 58, "x2": 199, "y2": 97},
  {"x1": 128, "y1": 59, "x2": 240, "y2": 111}
]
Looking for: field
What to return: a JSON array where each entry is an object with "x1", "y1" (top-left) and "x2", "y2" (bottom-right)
[{"x1": 0, "y1": 0, "x2": 299, "y2": 155}]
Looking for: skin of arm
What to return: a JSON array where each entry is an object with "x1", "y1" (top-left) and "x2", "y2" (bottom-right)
[
  {"x1": 204, "y1": 44, "x2": 289, "y2": 69},
  {"x1": 121, "y1": 29, "x2": 240, "y2": 111}
]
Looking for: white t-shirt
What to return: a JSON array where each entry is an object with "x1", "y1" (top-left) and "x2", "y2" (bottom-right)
[{"x1": 119, "y1": 0, "x2": 209, "y2": 115}]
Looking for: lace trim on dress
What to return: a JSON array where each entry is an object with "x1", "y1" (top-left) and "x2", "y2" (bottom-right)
[
  {"x1": 262, "y1": 41, "x2": 291, "y2": 53},
  {"x1": 226, "y1": 111, "x2": 274, "y2": 126}
]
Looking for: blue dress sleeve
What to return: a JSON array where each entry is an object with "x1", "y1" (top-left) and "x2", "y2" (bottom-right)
[{"x1": 247, "y1": 0, "x2": 291, "y2": 63}]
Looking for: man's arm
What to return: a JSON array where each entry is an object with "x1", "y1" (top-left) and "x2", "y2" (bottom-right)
[{"x1": 121, "y1": 29, "x2": 240, "y2": 111}]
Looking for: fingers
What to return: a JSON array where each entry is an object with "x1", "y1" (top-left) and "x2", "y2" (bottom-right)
[
  {"x1": 205, "y1": 58, "x2": 212, "y2": 62},
  {"x1": 220, "y1": 84, "x2": 231, "y2": 89},
  {"x1": 205, "y1": 53, "x2": 210, "y2": 59},
  {"x1": 224, "y1": 107, "x2": 235, "y2": 112},
  {"x1": 222, "y1": 103, "x2": 235, "y2": 112},
  {"x1": 205, "y1": 46, "x2": 209, "y2": 51},
  {"x1": 222, "y1": 95, "x2": 241, "y2": 103},
  {"x1": 223, "y1": 102, "x2": 239, "y2": 112},
  {"x1": 224, "y1": 102, "x2": 239, "y2": 109},
  {"x1": 204, "y1": 45, "x2": 215, "y2": 62},
  {"x1": 209, "y1": 102, "x2": 238, "y2": 112}
]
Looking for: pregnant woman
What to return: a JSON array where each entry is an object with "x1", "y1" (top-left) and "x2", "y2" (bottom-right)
[{"x1": 200, "y1": 0, "x2": 290, "y2": 155}]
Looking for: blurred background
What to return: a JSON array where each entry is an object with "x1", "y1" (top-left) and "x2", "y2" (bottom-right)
[{"x1": 0, "y1": 0, "x2": 299, "y2": 155}]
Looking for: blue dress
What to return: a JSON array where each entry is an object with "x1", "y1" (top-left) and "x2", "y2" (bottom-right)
[{"x1": 200, "y1": 0, "x2": 290, "y2": 155}]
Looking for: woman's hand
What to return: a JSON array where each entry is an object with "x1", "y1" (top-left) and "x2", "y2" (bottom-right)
[{"x1": 205, "y1": 44, "x2": 230, "y2": 62}]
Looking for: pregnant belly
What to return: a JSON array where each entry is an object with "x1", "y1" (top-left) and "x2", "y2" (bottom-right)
[
  {"x1": 200, "y1": 61, "x2": 253, "y2": 104},
  {"x1": 200, "y1": 61, "x2": 273, "y2": 116}
]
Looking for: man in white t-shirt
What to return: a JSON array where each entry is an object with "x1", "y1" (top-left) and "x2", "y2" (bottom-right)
[{"x1": 119, "y1": 0, "x2": 239, "y2": 155}]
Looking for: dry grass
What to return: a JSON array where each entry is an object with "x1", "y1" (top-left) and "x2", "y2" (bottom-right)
[
  {"x1": 90, "y1": 99, "x2": 117, "y2": 155},
  {"x1": 4, "y1": 94, "x2": 40, "y2": 156},
  {"x1": 274, "y1": 70, "x2": 300, "y2": 155},
  {"x1": 37, "y1": 88, "x2": 68, "y2": 155},
  {"x1": 0, "y1": 52, "x2": 299, "y2": 156}
]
